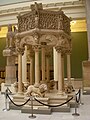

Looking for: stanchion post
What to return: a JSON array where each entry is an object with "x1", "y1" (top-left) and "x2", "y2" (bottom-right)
[
  {"x1": 3, "y1": 88, "x2": 9, "y2": 111},
  {"x1": 79, "y1": 89, "x2": 84, "y2": 105},
  {"x1": 72, "y1": 94, "x2": 80, "y2": 116},
  {"x1": 29, "y1": 96, "x2": 36, "y2": 119}
]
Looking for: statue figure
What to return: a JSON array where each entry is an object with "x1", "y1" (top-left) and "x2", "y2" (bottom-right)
[
  {"x1": 25, "y1": 83, "x2": 47, "y2": 97},
  {"x1": 47, "y1": 80, "x2": 55, "y2": 90},
  {"x1": 6, "y1": 25, "x2": 15, "y2": 48},
  {"x1": 64, "y1": 83, "x2": 74, "y2": 94}
]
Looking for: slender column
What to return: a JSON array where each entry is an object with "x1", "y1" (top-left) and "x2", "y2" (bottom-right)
[
  {"x1": 85, "y1": 0, "x2": 90, "y2": 60},
  {"x1": 18, "y1": 53, "x2": 23, "y2": 94},
  {"x1": 22, "y1": 46, "x2": 29, "y2": 87},
  {"x1": 67, "y1": 53, "x2": 71, "y2": 84},
  {"x1": 53, "y1": 47, "x2": 58, "y2": 81},
  {"x1": 56, "y1": 46, "x2": 63, "y2": 95},
  {"x1": 33, "y1": 45, "x2": 40, "y2": 87},
  {"x1": 29, "y1": 50, "x2": 34, "y2": 85},
  {"x1": 61, "y1": 54, "x2": 64, "y2": 91},
  {"x1": 53, "y1": 47, "x2": 58, "y2": 90},
  {"x1": 41, "y1": 45, "x2": 46, "y2": 82},
  {"x1": 46, "y1": 54, "x2": 50, "y2": 82}
]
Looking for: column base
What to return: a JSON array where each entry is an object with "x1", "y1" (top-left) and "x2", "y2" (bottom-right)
[
  {"x1": 34, "y1": 83, "x2": 40, "y2": 88},
  {"x1": 57, "y1": 91, "x2": 65, "y2": 95},
  {"x1": 17, "y1": 92, "x2": 24, "y2": 96}
]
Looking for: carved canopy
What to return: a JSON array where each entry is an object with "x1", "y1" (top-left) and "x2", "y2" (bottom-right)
[{"x1": 18, "y1": 2, "x2": 70, "y2": 35}]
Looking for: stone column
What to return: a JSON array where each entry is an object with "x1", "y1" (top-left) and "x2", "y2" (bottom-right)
[
  {"x1": 46, "y1": 52, "x2": 51, "y2": 92},
  {"x1": 67, "y1": 52, "x2": 71, "y2": 84},
  {"x1": 41, "y1": 45, "x2": 46, "y2": 82},
  {"x1": 29, "y1": 50, "x2": 34, "y2": 85},
  {"x1": 55, "y1": 46, "x2": 63, "y2": 95},
  {"x1": 18, "y1": 53, "x2": 23, "y2": 94},
  {"x1": 53, "y1": 47, "x2": 58, "y2": 90},
  {"x1": 61, "y1": 53, "x2": 64, "y2": 91},
  {"x1": 46, "y1": 53, "x2": 50, "y2": 82},
  {"x1": 33, "y1": 45, "x2": 40, "y2": 87},
  {"x1": 85, "y1": 0, "x2": 90, "y2": 60},
  {"x1": 22, "y1": 46, "x2": 29, "y2": 87}
]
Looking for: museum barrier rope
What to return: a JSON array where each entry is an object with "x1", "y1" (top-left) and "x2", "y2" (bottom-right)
[
  {"x1": 34, "y1": 96, "x2": 73, "y2": 107},
  {"x1": 7, "y1": 94, "x2": 30, "y2": 107},
  {"x1": 34, "y1": 89, "x2": 82, "y2": 108},
  {"x1": 7, "y1": 87, "x2": 12, "y2": 94},
  {"x1": 4, "y1": 87, "x2": 30, "y2": 107},
  {"x1": 3, "y1": 87, "x2": 83, "y2": 118},
  {"x1": 5, "y1": 88, "x2": 82, "y2": 108}
]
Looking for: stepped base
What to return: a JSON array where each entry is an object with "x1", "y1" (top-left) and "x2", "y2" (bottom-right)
[
  {"x1": 21, "y1": 106, "x2": 51, "y2": 114},
  {"x1": 9, "y1": 90, "x2": 76, "y2": 114}
]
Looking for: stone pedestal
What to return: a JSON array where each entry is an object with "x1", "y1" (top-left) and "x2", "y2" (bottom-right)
[
  {"x1": 82, "y1": 61, "x2": 90, "y2": 94},
  {"x1": 1, "y1": 48, "x2": 17, "y2": 93},
  {"x1": 3, "y1": 48, "x2": 17, "y2": 84}
]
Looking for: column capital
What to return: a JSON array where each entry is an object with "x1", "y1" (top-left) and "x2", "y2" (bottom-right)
[
  {"x1": 32, "y1": 44, "x2": 41, "y2": 52},
  {"x1": 55, "y1": 46, "x2": 62, "y2": 53},
  {"x1": 17, "y1": 48, "x2": 24, "y2": 55},
  {"x1": 66, "y1": 49, "x2": 71, "y2": 55}
]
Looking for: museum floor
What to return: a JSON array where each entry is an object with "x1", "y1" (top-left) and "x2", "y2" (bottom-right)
[{"x1": 0, "y1": 92, "x2": 90, "y2": 120}]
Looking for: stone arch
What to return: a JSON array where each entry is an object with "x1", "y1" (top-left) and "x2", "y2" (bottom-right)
[
  {"x1": 57, "y1": 35, "x2": 71, "y2": 49},
  {"x1": 20, "y1": 35, "x2": 35, "y2": 48},
  {"x1": 39, "y1": 34, "x2": 58, "y2": 46}
]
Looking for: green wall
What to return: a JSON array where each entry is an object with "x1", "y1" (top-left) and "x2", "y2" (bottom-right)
[
  {"x1": 64, "y1": 32, "x2": 88, "y2": 78},
  {"x1": 71, "y1": 32, "x2": 88, "y2": 78},
  {"x1": 0, "y1": 37, "x2": 6, "y2": 68},
  {"x1": 0, "y1": 32, "x2": 88, "y2": 78}
]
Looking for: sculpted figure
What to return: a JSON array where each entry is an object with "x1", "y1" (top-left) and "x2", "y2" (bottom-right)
[
  {"x1": 25, "y1": 83, "x2": 47, "y2": 97},
  {"x1": 6, "y1": 25, "x2": 15, "y2": 48},
  {"x1": 47, "y1": 80, "x2": 55, "y2": 90},
  {"x1": 64, "y1": 83, "x2": 74, "y2": 94}
]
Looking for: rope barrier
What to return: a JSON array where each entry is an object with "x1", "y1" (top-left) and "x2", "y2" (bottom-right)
[
  {"x1": 76, "y1": 89, "x2": 80, "y2": 96},
  {"x1": 7, "y1": 87, "x2": 12, "y2": 94},
  {"x1": 7, "y1": 94, "x2": 30, "y2": 107},
  {"x1": 34, "y1": 96, "x2": 73, "y2": 107},
  {"x1": 76, "y1": 89, "x2": 80, "y2": 103}
]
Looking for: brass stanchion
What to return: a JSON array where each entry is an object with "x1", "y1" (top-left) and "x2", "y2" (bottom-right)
[
  {"x1": 79, "y1": 89, "x2": 84, "y2": 105},
  {"x1": 3, "y1": 88, "x2": 9, "y2": 111},
  {"x1": 29, "y1": 96, "x2": 36, "y2": 119},
  {"x1": 72, "y1": 94, "x2": 80, "y2": 116}
]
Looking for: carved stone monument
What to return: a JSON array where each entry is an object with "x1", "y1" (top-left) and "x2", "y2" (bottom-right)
[
  {"x1": 6, "y1": 3, "x2": 73, "y2": 113},
  {"x1": 1, "y1": 25, "x2": 17, "y2": 93}
]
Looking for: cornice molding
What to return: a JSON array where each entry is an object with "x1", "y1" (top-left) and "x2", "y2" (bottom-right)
[
  {"x1": 0, "y1": 0, "x2": 85, "y2": 16},
  {"x1": 0, "y1": 0, "x2": 85, "y2": 26}
]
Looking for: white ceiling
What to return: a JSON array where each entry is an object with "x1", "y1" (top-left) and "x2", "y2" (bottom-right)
[{"x1": 0, "y1": 0, "x2": 80, "y2": 6}]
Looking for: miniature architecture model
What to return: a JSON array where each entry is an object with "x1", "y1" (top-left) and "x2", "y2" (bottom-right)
[{"x1": 2, "y1": 2, "x2": 73, "y2": 113}]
